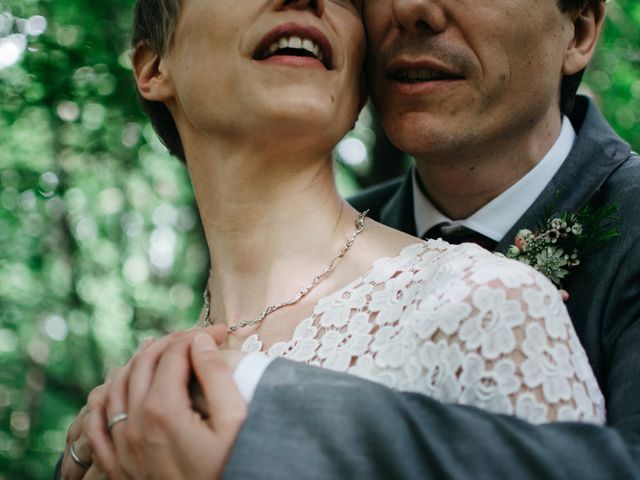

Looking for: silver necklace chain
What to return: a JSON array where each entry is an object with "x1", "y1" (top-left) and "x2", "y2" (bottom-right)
[{"x1": 203, "y1": 210, "x2": 369, "y2": 333}]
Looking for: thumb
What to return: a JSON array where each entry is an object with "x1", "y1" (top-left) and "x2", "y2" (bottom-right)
[
  {"x1": 203, "y1": 325, "x2": 228, "y2": 345},
  {"x1": 190, "y1": 334, "x2": 247, "y2": 431}
]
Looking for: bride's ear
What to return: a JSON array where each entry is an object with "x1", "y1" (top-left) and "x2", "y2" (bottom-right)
[{"x1": 132, "y1": 43, "x2": 175, "y2": 102}]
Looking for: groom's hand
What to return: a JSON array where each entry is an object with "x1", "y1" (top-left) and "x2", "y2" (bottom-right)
[{"x1": 104, "y1": 330, "x2": 246, "y2": 480}]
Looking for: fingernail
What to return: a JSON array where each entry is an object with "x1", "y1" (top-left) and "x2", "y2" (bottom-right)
[{"x1": 194, "y1": 333, "x2": 217, "y2": 352}]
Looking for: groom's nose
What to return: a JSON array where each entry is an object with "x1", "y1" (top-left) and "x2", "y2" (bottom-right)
[{"x1": 391, "y1": 0, "x2": 446, "y2": 35}]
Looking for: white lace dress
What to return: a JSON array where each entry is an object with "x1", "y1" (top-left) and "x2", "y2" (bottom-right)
[{"x1": 241, "y1": 241, "x2": 606, "y2": 424}]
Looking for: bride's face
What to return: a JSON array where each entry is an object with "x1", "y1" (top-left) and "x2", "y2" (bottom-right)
[{"x1": 161, "y1": 0, "x2": 365, "y2": 148}]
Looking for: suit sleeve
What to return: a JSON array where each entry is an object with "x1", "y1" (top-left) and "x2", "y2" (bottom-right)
[
  {"x1": 599, "y1": 233, "x2": 640, "y2": 435},
  {"x1": 223, "y1": 358, "x2": 640, "y2": 480}
]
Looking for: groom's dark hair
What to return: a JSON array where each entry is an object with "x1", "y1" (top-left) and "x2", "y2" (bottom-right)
[{"x1": 130, "y1": 0, "x2": 603, "y2": 162}]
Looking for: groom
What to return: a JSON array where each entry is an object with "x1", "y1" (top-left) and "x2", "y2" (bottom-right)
[
  {"x1": 60, "y1": 0, "x2": 640, "y2": 478},
  {"x1": 218, "y1": 0, "x2": 640, "y2": 477}
]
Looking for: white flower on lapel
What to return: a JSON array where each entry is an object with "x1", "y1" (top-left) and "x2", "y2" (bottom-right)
[{"x1": 502, "y1": 204, "x2": 619, "y2": 288}]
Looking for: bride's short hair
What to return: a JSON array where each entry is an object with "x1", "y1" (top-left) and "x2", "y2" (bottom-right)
[{"x1": 132, "y1": 0, "x2": 186, "y2": 161}]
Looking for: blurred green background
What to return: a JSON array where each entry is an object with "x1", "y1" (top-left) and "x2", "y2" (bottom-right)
[{"x1": 0, "y1": 0, "x2": 638, "y2": 478}]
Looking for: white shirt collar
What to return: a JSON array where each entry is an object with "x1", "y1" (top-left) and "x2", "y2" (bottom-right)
[{"x1": 413, "y1": 115, "x2": 576, "y2": 241}]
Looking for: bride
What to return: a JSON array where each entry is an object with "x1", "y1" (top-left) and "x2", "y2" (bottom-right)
[{"x1": 59, "y1": 0, "x2": 605, "y2": 477}]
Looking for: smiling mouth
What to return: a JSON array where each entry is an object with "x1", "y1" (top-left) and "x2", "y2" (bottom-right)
[
  {"x1": 253, "y1": 35, "x2": 332, "y2": 70},
  {"x1": 390, "y1": 68, "x2": 463, "y2": 83}
]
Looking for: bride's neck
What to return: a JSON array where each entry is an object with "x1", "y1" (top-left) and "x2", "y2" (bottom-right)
[{"x1": 187, "y1": 140, "x2": 355, "y2": 327}]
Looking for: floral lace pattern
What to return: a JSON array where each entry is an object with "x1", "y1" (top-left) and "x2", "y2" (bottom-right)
[{"x1": 241, "y1": 241, "x2": 606, "y2": 424}]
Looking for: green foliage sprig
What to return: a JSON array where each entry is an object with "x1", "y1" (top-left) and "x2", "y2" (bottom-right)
[{"x1": 504, "y1": 204, "x2": 620, "y2": 287}]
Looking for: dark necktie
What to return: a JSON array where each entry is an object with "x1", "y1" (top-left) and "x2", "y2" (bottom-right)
[{"x1": 423, "y1": 222, "x2": 498, "y2": 251}]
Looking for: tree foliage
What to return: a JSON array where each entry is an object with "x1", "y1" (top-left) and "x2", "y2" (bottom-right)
[{"x1": 0, "y1": 0, "x2": 638, "y2": 477}]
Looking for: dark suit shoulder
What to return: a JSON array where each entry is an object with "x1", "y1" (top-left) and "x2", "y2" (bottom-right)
[
  {"x1": 589, "y1": 144, "x2": 640, "y2": 239},
  {"x1": 347, "y1": 176, "x2": 404, "y2": 221},
  {"x1": 604, "y1": 150, "x2": 640, "y2": 194}
]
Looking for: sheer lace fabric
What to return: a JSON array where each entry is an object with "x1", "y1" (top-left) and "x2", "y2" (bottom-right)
[{"x1": 241, "y1": 241, "x2": 606, "y2": 424}]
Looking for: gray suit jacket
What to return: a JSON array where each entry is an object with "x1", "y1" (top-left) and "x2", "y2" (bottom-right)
[{"x1": 224, "y1": 97, "x2": 640, "y2": 479}]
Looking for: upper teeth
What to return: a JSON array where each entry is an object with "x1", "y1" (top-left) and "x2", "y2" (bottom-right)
[
  {"x1": 397, "y1": 69, "x2": 450, "y2": 82},
  {"x1": 267, "y1": 36, "x2": 324, "y2": 62}
]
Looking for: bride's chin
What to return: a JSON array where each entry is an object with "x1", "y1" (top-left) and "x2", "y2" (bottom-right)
[
  {"x1": 254, "y1": 108, "x2": 352, "y2": 143},
  {"x1": 259, "y1": 89, "x2": 355, "y2": 123}
]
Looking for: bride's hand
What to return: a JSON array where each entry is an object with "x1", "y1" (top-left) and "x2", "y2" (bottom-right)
[
  {"x1": 101, "y1": 330, "x2": 244, "y2": 479},
  {"x1": 60, "y1": 364, "x2": 126, "y2": 480},
  {"x1": 61, "y1": 328, "x2": 228, "y2": 479},
  {"x1": 61, "y1": 336, "x2": 159, "y2": 480}
]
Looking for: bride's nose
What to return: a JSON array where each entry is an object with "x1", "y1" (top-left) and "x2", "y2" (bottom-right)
[{"x1": 278, "y1": 0, "x2": 326, "y2": 17}]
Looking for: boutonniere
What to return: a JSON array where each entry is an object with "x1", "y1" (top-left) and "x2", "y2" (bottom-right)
[{"x1": 503, "y1": 204, "x2": 619, "y2": 287}]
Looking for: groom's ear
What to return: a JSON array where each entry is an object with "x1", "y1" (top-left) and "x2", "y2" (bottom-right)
[{"x1": 562, "y1": 1, "x2": 605, "y2": 75}]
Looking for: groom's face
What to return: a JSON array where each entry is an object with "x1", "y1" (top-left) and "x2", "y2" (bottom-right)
[{"x1": 363, "y1": 0, "x2": 577, "y2": 160}]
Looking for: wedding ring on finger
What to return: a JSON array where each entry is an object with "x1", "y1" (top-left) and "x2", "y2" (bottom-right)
[
  {"x1": 108, "y1": 412, "x2": 129, "y2": 431},
  {"x1": 70, "y1": 440, "x2": 92, "y2": 469}
]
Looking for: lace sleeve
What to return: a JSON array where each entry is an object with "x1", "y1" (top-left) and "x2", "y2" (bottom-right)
[
  {"x1": 408, "y1": 249, "x2": 606, "y2": 424},
  {"x1": 249, "y1": 242, "x2": 606, "y2": 425}
]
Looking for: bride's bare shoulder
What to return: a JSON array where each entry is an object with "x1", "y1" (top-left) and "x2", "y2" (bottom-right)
[{"x1": 358, "y1": 218, "x2": 425, "y2": 258}]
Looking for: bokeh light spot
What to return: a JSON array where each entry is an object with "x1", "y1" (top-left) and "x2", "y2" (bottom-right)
[
  {"x1": 149, "y1": 226, "x2": 177, "y2": 272},
  {"x1": 98, "y1": 187, "x2": 125, "y2": 215},
  {"x1": 170, "y1": 284, "x2": 194, "y2": 309},
  {"x1": 0, "y1": 329, "x2": 18, "y2": 353},
  {"x1": 10, "y1": 411, "x2": 30, "y2": 438},
  {"x1": 27, "y1": 339, "x2": 49, "y2": 364},
  {"x1": 56, "y1": 25, "x2": 81, "y2": 47},
  {"x1": 44, "y1": 315, "x2": 68, "y2": 341},
  {"x1": 123, "y1": 256, "x2": 149, "y2": 284},
  {"x1": 39, "y1": 171, "x2": 59, "y2": 196},
  {"x1": 57, "y1": 101, "x2": 80, "y2": 122},
  {"x1": 0, "y1": 12, "x2": 13, "y2": 36},
  {"x1": 25, "y1": 15, "x2": 47, "y2": 36},
  {"x1": 75, "y1": 217, "x2": 98, "y2": 242},
  {"x1": 152, "y1": 203, "x2": 178, "y2": 226},
  {"x1": 0, "y1": 33, "x2": 26, "y2": 69},
  {"x1": 337, "y1": 138, "x2": 368, "y2": 166},
  {"x1": 122, "y1": 123, "x2": 141, "y2": 148},
  {"x1": 82, "y1": 103, "x2": 107, "y2": 130}
]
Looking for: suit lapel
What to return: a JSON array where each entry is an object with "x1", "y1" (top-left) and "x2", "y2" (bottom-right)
[
  {"x1": 379, "y1": 170, "x2": 418, "y2": 236},
  {"x1": 495, "y1": 97, "x2": 633, "y2": 253}
]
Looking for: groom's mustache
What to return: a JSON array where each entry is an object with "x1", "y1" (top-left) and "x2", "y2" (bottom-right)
[{"x1": 370, "y1": 37, "x2": 475, "y2": 78}]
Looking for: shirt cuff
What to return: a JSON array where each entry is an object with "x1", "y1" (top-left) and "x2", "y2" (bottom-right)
[{"x1": 232, "y1": 352, "x2": 275, "y2": 403}]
